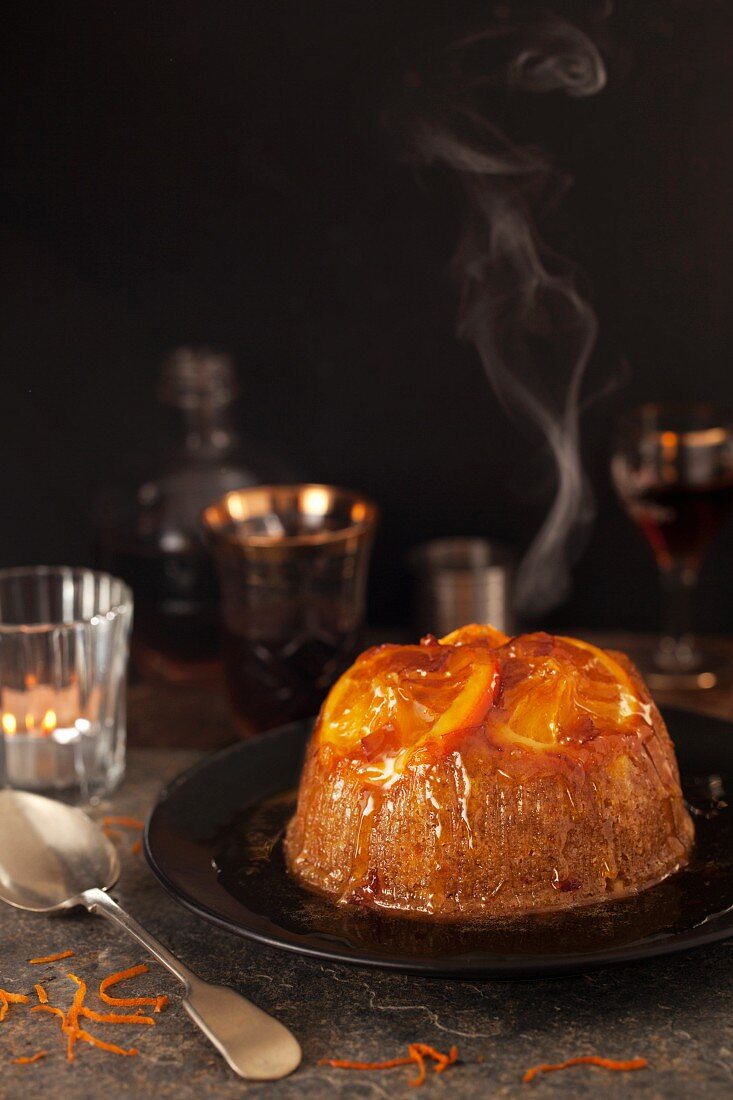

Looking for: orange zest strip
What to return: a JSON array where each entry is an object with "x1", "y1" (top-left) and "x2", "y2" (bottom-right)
[
  {"x1": 10, "y1": 962, "x2": 168, "y2": 1066},
  {"x1": 75, "y1": 1029, "x2": 138, "y2": 1057},
  {"x1": 408, "y1": 1045, "x2": 427, "y2": 1087},
  {"x1": 29, "y1": 951, "x2": 74, "y2": 965},
  {"x1": 28, "y1": 972, "x2": 165, "y2": 1064},
  {"x1": 408, "y1": 1044, "x2": 458, "y2": 1087},
  {"x1": 0, "y1": 989, "x2": 30, "y2": 1021},
  {"x1": 79, "y1": 1006, "x2": 156, "y2": 1027},
  {"x1": 102, "y1": 820, "x2": 143, "y2": 856},
  {"x1": 523, "y1": 1056, "x2": 648, "y2": 1083},
  {"x1": 320, "y1": 1056, "x2": 414, "y2": 1071},
  {"x1": 0, "y1": 989, "x2": 30, "y2": 1005},
  {"x1": 101, "y1": 816, "x2": 144, "y2": 830},
  {"x1": 412, "y1": 1043, "x2": 458, "y2": 1075},
  {"x1": 63, "y1": 973, "x2": 87, "y2": 1062},
  {"x1": 99, "y1": 965, "x2": 168, "y2": 1012},
  {"x1": 320, "y1": 1043, "x2": 459, "y2": 1087},
  {"x1": 31, "y1": 1004, "x2": 65, "y2": 1026}
]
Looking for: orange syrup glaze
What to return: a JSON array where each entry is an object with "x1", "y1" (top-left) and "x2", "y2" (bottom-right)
[{"x1": 313, "y1": 626, "x2": 656, "y2": 790}]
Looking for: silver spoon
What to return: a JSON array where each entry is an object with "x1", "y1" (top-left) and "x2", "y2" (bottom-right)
[{"x1": 0, "y1": 789, "x2": 301, "y2": 1080}]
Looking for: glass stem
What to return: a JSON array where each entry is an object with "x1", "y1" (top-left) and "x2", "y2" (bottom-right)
[{"x1": 657, "y1": 562, "x2": 700, "y2": 667}]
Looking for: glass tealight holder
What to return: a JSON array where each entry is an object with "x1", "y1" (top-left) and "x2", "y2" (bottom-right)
[{"x1": 0, "y1": 567, "x2": 132, "y2": 803}]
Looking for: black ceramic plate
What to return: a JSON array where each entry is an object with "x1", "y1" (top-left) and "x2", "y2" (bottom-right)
[{"x1": 145, "y1": 708, "x2": 733, "y2": 978}]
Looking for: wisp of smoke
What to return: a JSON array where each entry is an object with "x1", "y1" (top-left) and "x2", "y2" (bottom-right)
[{"x1": 401, "y1": 13, "x2": 607, "y2": 617}]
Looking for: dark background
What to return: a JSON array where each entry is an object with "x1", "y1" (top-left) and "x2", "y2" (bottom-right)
[{"x1": 4, "y1": 0, "x2": 733, "y2": 632}]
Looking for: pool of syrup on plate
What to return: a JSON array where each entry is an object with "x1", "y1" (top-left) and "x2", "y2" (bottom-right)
[{"x1": 212, "y1": 774, "x2": 731, "y2": 959}]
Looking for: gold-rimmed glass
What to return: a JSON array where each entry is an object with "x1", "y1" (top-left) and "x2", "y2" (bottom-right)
[{"x1": 203, "y1": 484, "x2": 378, "y2": 735}]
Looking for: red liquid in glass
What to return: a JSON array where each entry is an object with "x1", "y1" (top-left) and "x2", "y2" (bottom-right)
[
  {"x1": 222, "y1": 620, "x2": 360, "y2": 736},
  {"x1": 628, "y1": 477, "x2": 733, "y2": 569}
]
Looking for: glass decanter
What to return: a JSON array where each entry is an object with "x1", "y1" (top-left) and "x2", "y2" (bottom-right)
[{"x1": 96, "y1": 347, "x2": 260, "y2": 684}]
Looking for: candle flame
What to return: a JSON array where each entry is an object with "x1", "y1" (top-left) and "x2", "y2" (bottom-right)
[
  {"x1": 41, "y1": 709, "x2": 57, "y2": 735},
  {"x1": 25, "y1": 713, "x2": 34, "y2": 733},
  {"x1": 2, "y1": 713, "x2": 17, "y2": 736}
]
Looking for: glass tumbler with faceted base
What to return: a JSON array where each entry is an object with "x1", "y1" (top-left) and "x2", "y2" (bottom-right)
[{"x1": 203, "y1": 484, "x2": 377, "y2": 736}]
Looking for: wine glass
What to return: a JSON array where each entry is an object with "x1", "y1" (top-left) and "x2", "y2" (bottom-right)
[{"x1": 611, "y1": 403, "x2": 733, "y2": 689}]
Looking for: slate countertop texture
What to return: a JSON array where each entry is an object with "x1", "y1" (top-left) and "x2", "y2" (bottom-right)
[{"x1": 3, "y1": 664, "x2": 733, "y2": 1098}]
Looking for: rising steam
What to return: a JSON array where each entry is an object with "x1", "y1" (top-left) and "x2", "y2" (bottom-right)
[{"x1": 400, "y1": 14, "x2": 607, "y2": 617}]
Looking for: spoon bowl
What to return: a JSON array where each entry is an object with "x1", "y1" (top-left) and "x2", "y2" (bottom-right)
[{"x1": 0, "y1": 789, "x2": 119, "y2": 911}]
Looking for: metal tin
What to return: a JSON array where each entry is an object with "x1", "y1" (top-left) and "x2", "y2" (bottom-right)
[{"x1": 408, "y1": 538, "x2": 515, "y2": 637}]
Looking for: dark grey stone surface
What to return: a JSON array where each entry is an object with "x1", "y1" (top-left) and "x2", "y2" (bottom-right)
[{"x1": 2, "y1": 748, "x2": 733, "y2": 1098}]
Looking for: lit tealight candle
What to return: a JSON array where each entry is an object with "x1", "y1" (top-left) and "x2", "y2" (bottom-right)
[{"x1": 1, "y1": 681, "x2": 102, "y2": 792}]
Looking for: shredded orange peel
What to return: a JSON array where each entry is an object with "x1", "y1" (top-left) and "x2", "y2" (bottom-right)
[
  {"x1": 28, "y1": 951, "x2": 74, "y2": 965},
  {"x1": 76, "y1": 1028, "x2": 138, "y2": 1058},
  {"x1": 63, "y1": 973, "x2": 87, "y2": 1061},
  {"x1": 320, "y1": 1042, "x2": 459, "y2": 1087},
  {"x1": 31, "y1": 1005, "x2": 65, "y2": 1024},
  {"x1": 101, "y1": 815, "x2": 144, "y2": 829},
  {"x1": 80, "y1": 1006, "x2": 156, "y2": 1026},
  {"x1": 0, "y1": 990, "x2": 30, "y2": 1023},
  {"x1": 523, "y1": 1055, "x2": 648, "y2": 1083},
  {"x1": 6, "y1": 962, "x2": 168, "y2": 1065},
  {"x1": 10, "y1": 1050, "x2": 47, "y2": 1064},
  {"x1": 100, "y1": 965, "x2": 168, "y2": 1012},
  {"x1": 100, "y1": 817, "x2": 145, "y2": 857},
  {"x1": 4, "y1": 960, "x2": 651, "y2": 1086}
]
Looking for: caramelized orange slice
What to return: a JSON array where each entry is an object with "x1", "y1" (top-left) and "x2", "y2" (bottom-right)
[
  {"x1": 496, "y1": 634, "x2": 651, "y2": 749},
  {"x1": 557, "y1": 636, "x2": 634, "y2": 691},
  {"x1": 439, "y1": 623, "x2": 508, "y2": 648},
  {"x1": 318, "y1": 639, "x2": 500, "y2": 764}
]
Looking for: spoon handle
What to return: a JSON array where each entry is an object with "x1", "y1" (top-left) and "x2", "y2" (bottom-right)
[
  {"x1": 80, "y1": 887, "x2": 301, "y2": 1080},
  {"x1": 82, "y1": 887, "x2": 194, "y2": 984}
]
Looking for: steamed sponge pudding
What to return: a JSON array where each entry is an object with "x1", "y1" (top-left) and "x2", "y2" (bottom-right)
[{"x1": 285, "y1": 626, "x2": 694, "y2": 919}]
